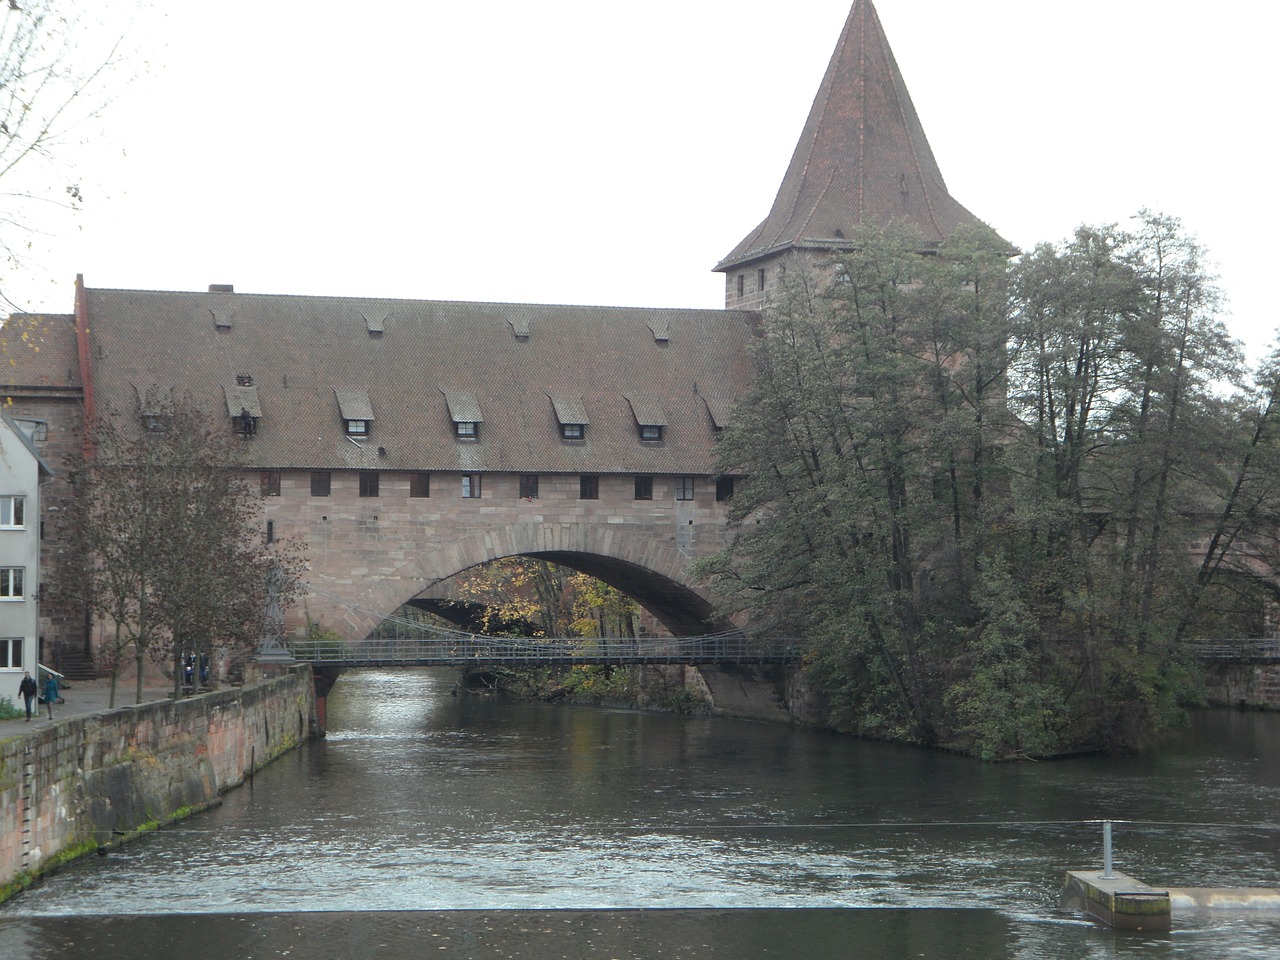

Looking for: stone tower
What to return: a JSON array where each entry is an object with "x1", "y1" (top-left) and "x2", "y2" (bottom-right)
[{"x1": 716, "y1": 0, "x2": 990, "y2": 309}]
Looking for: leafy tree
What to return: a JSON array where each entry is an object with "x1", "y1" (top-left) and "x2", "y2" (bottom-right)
[
  {"x1": 454, "y1": 558, "x2": 639, "y2": 639},
  {"x1": 59, "y1": 393, "x2": 304, "y2": 705},
  {"x1": 702, "y1": 214, "x2": 1276, "y2": 757}
]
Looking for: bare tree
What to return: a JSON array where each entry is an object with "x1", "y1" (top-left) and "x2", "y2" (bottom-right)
[
  {"x1": 0, "y1": 1, "x2": 131, "y2": 305},
  {"x1": 60, "y1": 393, "x2": 305, "y2": 706}
]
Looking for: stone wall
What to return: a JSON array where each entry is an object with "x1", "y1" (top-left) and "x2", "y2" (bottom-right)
[
  {"x1": 1202, "y1": 661, "x2": 1280, "y2": 710},
  {"x1": 264, "y1": 468, "x2": 735, "y2": 639},
  {"x1": 0, "y1": 667, "x2": 314, "y2": 900}
]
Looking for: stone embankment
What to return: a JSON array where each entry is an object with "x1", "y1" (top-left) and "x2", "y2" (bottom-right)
[
  {"x1": 0, "y1": 667, "x2": 315, "y2": 902},
  {"x1": 1202, "y1": 661, "x2": 1280, "y2": 710}
]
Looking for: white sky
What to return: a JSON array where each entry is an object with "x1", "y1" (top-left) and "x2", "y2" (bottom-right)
[{"x1": 13, "y1": 0, "x2": 1280, "y2": 364}]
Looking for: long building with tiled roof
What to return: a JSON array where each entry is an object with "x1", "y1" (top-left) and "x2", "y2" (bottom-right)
[
  {"x1": 78, "y1": 286, "x2": 756, "y2": 478},
  {"x1": 1, "y1": 0, "x2": 996, "y2": 659}
]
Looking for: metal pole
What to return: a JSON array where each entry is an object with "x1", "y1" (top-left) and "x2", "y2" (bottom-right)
[{"x1": 1102, "y1": 820, "x2": 1113, "y2": 878}]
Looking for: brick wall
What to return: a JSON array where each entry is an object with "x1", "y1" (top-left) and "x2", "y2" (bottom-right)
[{"x1": 0, "y1": 668, "x2": 314, "y2": 899}]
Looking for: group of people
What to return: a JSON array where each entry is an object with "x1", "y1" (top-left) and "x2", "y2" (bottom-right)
[{"x1": 16, "y1": 670, "x2": 60, "y2": 722}]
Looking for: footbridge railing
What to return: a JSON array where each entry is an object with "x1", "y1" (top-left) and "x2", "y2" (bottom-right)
[
  {"x1": 287, "y1": 632, "x2": 801, "y2": 667},
  {"x1": 287, "y1": 584, "x2": 801, "y2": 667},
  {"x1": 1192, "y1": 639, "x2": 1280, "y2": 661}
]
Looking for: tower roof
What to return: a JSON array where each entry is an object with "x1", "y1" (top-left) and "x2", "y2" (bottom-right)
[{"x1": 717, "y1": 0, "x2": 989, "y2": 272}]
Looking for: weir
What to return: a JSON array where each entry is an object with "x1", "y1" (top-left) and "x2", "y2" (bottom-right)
[{"x1": 1062, "y1": 820, "x2": 1280, "y2": 932}]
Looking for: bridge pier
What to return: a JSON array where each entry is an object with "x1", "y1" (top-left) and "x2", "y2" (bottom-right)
[{"x1": 311, "y1": 666, "x2": 343, "y2": 737}]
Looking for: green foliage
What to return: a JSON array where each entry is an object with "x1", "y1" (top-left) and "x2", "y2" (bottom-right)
[
  {"x1": 703, "y1": 214, "x2": 1272, "y2": 757},
  {"x1": 0, "y1": 696, "x2": 21, "y2": 720}
]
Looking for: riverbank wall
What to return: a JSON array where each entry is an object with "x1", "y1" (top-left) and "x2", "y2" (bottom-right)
[
  {"x1": 0, "y1": 667, "x2": 315, "y2": 902},
  {"x1": 1202, "y1": 661, "x2": 1280, "y2": 710}
]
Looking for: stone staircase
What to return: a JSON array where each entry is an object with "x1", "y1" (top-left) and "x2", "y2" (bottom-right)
[{"x1": 55, "y1": 646, "x2": 98, "y2": 681}]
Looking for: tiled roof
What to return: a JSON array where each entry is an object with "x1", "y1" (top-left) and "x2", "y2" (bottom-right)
[
  {"x1": 335, "y1": 389, "x2": 375, "y2": 422},
  {"x1": 549, "y1": 394, "x2": 589, "y2": 426},
  {"x1": 225, "y1": 385, "x2": 263, "y2": 419},
  {"x1": 625, "y1": 396, "x2": 669, "y2": 428},
  {"x1": 717, "y1": 0, "x2": 991, "y2": 271},
  {"x1": 82, "y1": 288, "x2": 757, "y2": 475},
  {"x1": 442, "y1": 390, "x2": 483, "y2": 425},
  {"x1": 0, "y1": 314, "x2": 81, "y2": 393}
]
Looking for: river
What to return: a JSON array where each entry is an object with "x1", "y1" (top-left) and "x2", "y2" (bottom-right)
[{"x1": 1, "y1": 669, "x2": 1278, "y2": 958}]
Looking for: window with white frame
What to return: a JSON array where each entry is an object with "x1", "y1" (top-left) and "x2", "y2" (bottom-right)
[
  {"x1": 0, "y1": 567, "x2": 24, "y2": 600},
  {"x1": 676, "y1": 477, "x2": 695, "y2": 501},
  {"x1": 0, "y1": 637, "x2": 22, "y2": 668},
  {"x1": 0, "y1": 496, "x2": 25, "y2": 528}
]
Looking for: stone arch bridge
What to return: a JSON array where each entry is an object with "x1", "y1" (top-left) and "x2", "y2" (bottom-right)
[{"x1": 278, "y1": 484, "x2": 740, "y2": 643}]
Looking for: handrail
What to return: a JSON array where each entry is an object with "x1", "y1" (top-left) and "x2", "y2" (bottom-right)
[
  {"x1": 1192, "y1": 639, "x2": 1280, "y2": 661},
  {"x1": 286, "y1": 633, "x2": 802, "y2": 666}
]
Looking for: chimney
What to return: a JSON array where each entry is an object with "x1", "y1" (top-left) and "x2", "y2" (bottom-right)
[{"x1": 209, "y1": 283, "x2": 235, "y2": 293}]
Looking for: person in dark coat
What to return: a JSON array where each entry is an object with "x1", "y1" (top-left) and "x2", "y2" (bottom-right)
[
  {"x1": 18, "y1": 671, "x2": 38, "y2": 721},
  {"x1": 42, "y1": 672, "x2": 59, "y2": 720}
]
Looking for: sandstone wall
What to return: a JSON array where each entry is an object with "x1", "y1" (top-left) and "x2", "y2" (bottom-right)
[
  {"x1": 0, "y1": 668, "x2": 314, "y2": 900},
  {"x1": 1202, "y1": 661, "x2": 1280, "y2": 710}
]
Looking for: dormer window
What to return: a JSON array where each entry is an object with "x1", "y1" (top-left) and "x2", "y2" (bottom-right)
[
  {"x1": 549, "y1": 395, "x2": 589, "y2": 442},
  {"x1": 335, "y1": 389, "x2": 375, "y2": 439},
  {"x1": 12, "y1": 419, "x2": 47, "y2": 441},
  {"x1": 702, "y1": 396, "x2": 734, "y2": 433},
  {"x1": 626, "y1": 396, "x2": 668, "y2": 443},
  {"x1": 226, "y1": 383, "x2": 262, "y2": 438},
  {"x1": 444, "y1": 391, "x2": 483, "y2": 441}
]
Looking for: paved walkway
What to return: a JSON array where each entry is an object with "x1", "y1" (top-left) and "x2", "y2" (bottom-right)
[{"x1": 1, "y1": 678, "x2": 175, "y2": 737}]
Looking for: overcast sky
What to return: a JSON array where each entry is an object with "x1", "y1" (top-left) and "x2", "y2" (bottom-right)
[{"x1": 13, "y1": 0, "x2": 1280, "y2": 364}]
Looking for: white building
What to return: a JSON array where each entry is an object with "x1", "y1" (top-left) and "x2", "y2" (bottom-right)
[{"x1": 0, "y1": 411, "x2": 50, "y2": 705}]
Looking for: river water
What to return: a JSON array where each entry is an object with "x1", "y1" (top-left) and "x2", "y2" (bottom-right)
[{"x1": 2, "y1": 669, "x2": 1278, "y2": 959}]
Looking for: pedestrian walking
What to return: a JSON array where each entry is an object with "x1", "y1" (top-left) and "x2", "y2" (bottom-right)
[
  {"x1": 18, "y1": 671, "x2": 38, "y2": 721},
  {"x1": 43, "y1": 672, "x2": 59, "y2": 720}
]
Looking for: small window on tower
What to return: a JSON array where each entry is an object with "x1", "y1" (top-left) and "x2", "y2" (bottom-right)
[
  {"x1": 737, "y1": 274, "x2": 745, "y2": 297},
  {"x1": 757, "y1": 268, "x2": 766, "y2": 292}
]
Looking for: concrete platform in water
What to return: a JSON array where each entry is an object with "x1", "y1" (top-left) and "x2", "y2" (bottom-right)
[{"x1": 1062, "y1": 870, "x2": 1172, "y2": 931}]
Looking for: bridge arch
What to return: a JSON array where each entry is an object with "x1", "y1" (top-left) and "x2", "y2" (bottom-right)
[{"x1": 298, "y1": 521, "x2": 728, "y2": 641}]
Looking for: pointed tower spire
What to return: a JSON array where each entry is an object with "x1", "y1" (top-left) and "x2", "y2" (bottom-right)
[{"x1": 717, "y1": 0, "x2": 990, "y2": 307}]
